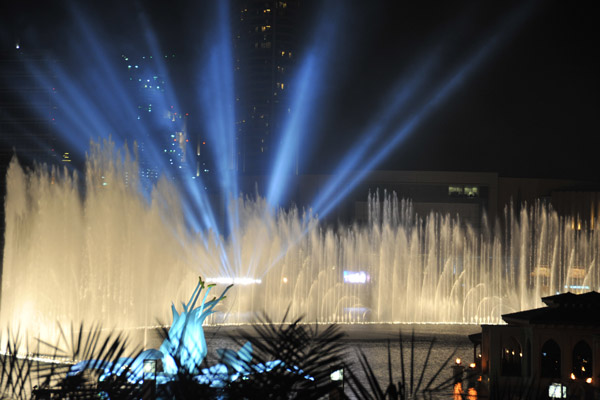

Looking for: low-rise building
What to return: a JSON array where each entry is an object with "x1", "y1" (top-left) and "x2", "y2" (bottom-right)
[{"x1": 480, "y1": 292, "x2": 600, "y2": 398}]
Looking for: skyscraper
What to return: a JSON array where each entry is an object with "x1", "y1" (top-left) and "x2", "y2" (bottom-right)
[
  {"x1": 233, "y1": 0, "x2": 299, "y2": 175},
  {"x1": 0, "y1": 46, "x2": 62, "y2": 263},
  {"x1": 0, "y1": 48, "x2": 61, "y2": 167},
  {"x1": 121, "y1": 53, "x2": 205, "y2": 183}
]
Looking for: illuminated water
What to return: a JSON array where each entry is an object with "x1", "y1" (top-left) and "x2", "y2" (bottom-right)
[{"x1": 1, "y1": 147, "x2": 599, "y2": 346}]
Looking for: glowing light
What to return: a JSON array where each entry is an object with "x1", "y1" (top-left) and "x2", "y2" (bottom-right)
[
  {"x1": 143, "y1": 359, "x2": 157, "y2": 374},
  {"x1": 469, "y1": 363, "x2": 476, "y2": 369},
  {"x1": 206, "y1": 277, "x2": 262, "y2": 285},
  {"x1": 549, "y1": 383, "x2": 567, "y2": 399},
  {"x1": 455, "y1": 358, "x2": 462, "y2": 365},
  {"x1": 330, "y1": 368, "x2": 343, "y2": 382},
  {"x1": 564, "y1": 285, "x2": 590, "y2": 290},
  {"x1": 586, "y1": 378, "x2": 592, "y2": 384},
  {"x1": 0, "y1": 351, "x2": 74, "y2": 365},
  {"x1": 343, "y1": 271, "x2": 369, "y2": 284},
  {"x1": 571, "y1": 373, "x2": 576, "y2": 380}
]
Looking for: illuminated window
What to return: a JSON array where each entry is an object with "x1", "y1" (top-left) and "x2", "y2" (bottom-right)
[
  {"x1": 572, "y1": 341, "x2": 592, "y2": 379},
  {"x1": 449, "y1": 186, "x2": 463, "y2": 196},
  {"x1": 261, "y1": 25, "x2": 271, "y2": 32},
  {"x1": 464, "y1": 186, "x2": 479, "y2": 197},
  {"x1": 501, "y1": 337, "x2": 522, "y2": 377},
  {"x1": 448, "y1": 185, "x2": 479, "y2": 197}
]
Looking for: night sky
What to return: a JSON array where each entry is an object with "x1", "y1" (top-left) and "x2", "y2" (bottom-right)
[{"x1": 1, "y1": 0, "x2": 598, "y2": 182}]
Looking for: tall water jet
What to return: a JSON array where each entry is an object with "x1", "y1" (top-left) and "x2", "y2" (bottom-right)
[
  {"x1": 0, "y1": 142, "x2": 200, "y2": 345},
  {"x1": 2, "y1": 144, "x2": 599, "y2": 350}
]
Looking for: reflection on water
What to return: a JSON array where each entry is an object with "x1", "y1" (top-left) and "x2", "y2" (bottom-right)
[
  {"x1": 454, "y1": 383, "x2": 478, "y2": 400},
  {"x1": 202, "y1": 324, "x2": 479, "y2": 399}
]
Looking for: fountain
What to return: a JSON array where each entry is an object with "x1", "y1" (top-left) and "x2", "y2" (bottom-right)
[{"x1": 1, "y1": 142, "x2": 599, "y2": 349}]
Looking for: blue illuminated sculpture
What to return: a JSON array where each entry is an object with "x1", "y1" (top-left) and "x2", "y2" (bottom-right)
[
  {"x1": 159, "y1": 276, "x2": 232, "y2": 375},
  {"x1": 68, "y1": 276, "x2": 305, "y2": 390},
  {"x1": 69, "y1": 277, "x2": 234, "y2": 384}
]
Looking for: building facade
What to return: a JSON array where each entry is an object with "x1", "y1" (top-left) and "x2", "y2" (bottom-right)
[
  {"x1": 233, "y1": 0, "x2": 299, "y2": 174},
  {"x1": 480, "y1": 292, "x2": 600, "y2": 398},
  {"x1": 120, "y1": 52, "x2": 205, "y2": 184},
  {"x1": 0, "y1": 48, "x2": 62, "y2": 166}
]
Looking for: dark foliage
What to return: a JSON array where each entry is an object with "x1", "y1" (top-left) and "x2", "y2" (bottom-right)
[
  {"x1": 2, "y1": 323, "x2": 145, "y2": 399},
  {"x1": 225, "y1": 314, "x2": 348, "y2": 399},
  {"x1": 344, "y1": 330, "x2": 458, "y2": 400},
  {"x1": 154, "y1": 312, "x2": 349, "y2": 399}
]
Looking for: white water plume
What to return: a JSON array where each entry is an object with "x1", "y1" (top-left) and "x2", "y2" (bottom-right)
[{"x1": 1, "y1": 143, "x2": 599, "y2": 348}]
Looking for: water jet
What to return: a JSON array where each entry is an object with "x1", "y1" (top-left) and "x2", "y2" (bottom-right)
[{"x1": 2, "y1": 145, "x2": 598, "y2": 350}]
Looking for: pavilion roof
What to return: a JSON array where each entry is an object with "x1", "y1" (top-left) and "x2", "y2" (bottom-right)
[{"x1": 502, "y1": 291, "x2": 600, "y2": 327}]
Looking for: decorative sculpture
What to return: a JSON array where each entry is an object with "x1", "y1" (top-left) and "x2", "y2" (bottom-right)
[{"x1": 69, "y1": 277, "x2": 233, "y2": 384}]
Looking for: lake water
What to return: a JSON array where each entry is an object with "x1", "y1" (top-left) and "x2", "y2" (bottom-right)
[{"x1": 196, "y1": 323, "x2": 482, "y2": 399}]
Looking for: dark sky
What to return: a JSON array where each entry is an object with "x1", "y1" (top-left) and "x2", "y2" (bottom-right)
[
  {"x1": 304, "y1": 1, "x2": 599, "y2": 181},
  {"x1": 1, "y1": 0, "x2": 599, "y2": 181}
]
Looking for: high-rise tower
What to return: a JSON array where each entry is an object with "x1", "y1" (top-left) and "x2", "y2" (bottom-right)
[
  {"x1": 233, "y1": 0, "x2": 299, "y2": 174},
  {"x1": 121, "y1": 53, "x2": 205, "y2": 183},
  {"x1": 0, "y1": 48, "x2": 61, "y2": 167}
]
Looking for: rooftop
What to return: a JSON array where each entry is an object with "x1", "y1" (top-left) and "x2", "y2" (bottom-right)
[{"x1": 502, "y1": 291, "x2": 600, "y2": 327}]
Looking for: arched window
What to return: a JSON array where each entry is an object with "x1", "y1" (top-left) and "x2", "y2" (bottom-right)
[
  {"x1": 572, "y1": 340, "x2": 593, "y2": 379},
  {"x1": 541, "y1": 339, "x2": 561, "y2": 378},
  {"x1": 501, "y1": 336, "x2": 522, "y2": 376}
]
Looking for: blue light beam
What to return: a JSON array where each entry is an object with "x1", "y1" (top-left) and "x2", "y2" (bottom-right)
[
  {"x1": 266, "y1": 1, "x2": 344, "y2": 208},
  {"x1": 315, "y1": 1, "x2": 535, "y2": 220},
  {"x1": 310, "y1": 52, "x2": 439, "y2": 214},
  {"x1": 197, "y1": 0, "x2": 241, "y2": 273}
]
